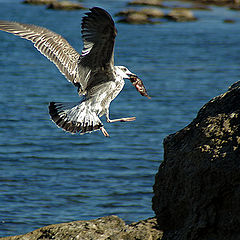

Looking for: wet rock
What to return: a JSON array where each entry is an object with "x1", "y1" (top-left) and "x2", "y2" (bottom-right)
[
  {"x1": 0, "y1": 216, "x2": 163, "y2": 240},
  {"x1": 47, "y1": 1, "x2": 86, "y2": 10},
  {"x1": 223, "y1": 19, "x2": 236, "y2": 23},
  {"x1": 112, "y1": 217, "x2": 163, "y2": 239},
  {"x1": 128, "y1": 0, "x2": 164, "y2": 7},
  {"x1": 139, "y1": 8, "x2": 165, "y2": 18},
  {"x1": 23, "y1": 0, "x2": 57, "y2": 4},
  {"x1": 118, "y1": 12, "x2": 156, "y2": 24},
  {"x1": 229, "y1": 4, "x2": 240, "y2": 10},
  {"x1": 200, "y1": 0, "x2": 236, "y2": 5},
  {"x1": 116, "y1": 9, "x2": 138, "y2": 16},
  {"x1": 152, "y1": 81, "x2": 240, "y2": 240},
  {"x1": 116, "y1": 8, "x2": 164, "y2": 18},
  {"x1": 185, "y1": 0, "x2": 240, "y2": 7},
  {"x1": 187, "y1": 4, "x2": 211, "y2": 10},
  {"x1": 165, "y1": 9, "x2": 197, "y2": 22}
]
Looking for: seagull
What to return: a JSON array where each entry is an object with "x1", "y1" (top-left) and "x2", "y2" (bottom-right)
[{"x1": 0, "y1": 7, "x2": 150, "y2": 137}]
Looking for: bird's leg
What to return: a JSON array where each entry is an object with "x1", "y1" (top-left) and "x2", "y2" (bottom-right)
[
  {"x1": 105, "y1": 111, "x2": 136, "y2": 123},
  {"x1": 100, "y1": 126, "x2": 110, "y2": 137},
  {"x1": 107, "y1": 117, "x2": 136, "y2": 123}
]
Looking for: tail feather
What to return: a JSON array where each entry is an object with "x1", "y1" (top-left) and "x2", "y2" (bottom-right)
[{"x1": 49, "y1": 101, "x2": 103, "y2": 134}]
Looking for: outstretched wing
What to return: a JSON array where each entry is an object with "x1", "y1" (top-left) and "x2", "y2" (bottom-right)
[
  {"x1": 0, "y1": 21, "x2": 80, "y2": 86},
  {"x1": 76, "y1": 7, "x2": 118, "y2": 93},
  {"x1": 0, "y1": 7, "x2": 118, "y2": 95}
]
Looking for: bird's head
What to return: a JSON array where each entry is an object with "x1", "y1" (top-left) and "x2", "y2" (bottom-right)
[{"x1": 116, "y1": 66, "x2": 136, "y2": 79}]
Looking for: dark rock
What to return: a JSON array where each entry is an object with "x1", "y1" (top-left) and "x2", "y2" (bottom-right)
[
  {"x1": 184, "y1": 0, "x2": 240, "y2": 7},
  {"x1": 223, "y1": 19, "x2": 236, "y2": 23},
  {"x1": 229, "y1": 4, "x2": 240, "y2": 10},
  {"x1": 23, "y1": 0, "x2": 57, "y2": 4},
  {"x1": 165, "y1": 9, "x2": 197, "y2": 22},
  {"x1": 117, "y1": 6, "x2": 203, "y2": 24},
  {"x1": 0, "y1": 216, "x2": 163, "y2": 240},
  {"x1": 201, "y1": 0, "x2": 238, "y2": 5},
  {"x1": 47, "y1": 1, "x2": 86, "y2": 10},
  {"x1": 152, "y1": 81, "x2": 240, "y2": 240}
]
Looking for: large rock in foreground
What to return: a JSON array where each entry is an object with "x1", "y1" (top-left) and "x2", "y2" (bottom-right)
[
  {"x1": 0, "y1": 216, "x2": 162, "y2": 240},
  {"x1": 152, "y1": 81, "x2": 240, "y2": 240}
]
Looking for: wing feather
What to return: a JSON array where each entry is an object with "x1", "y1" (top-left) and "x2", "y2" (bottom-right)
[
  {"x1": 76, "y1": 7, "x2": 117, "y2": 93},
  {"x1": 0, "y1": 7, "x2": 118, "y2": 96},
  {"x1": 0, "y1": 21, "x2": 80, "y2": 87},
  {"x1": 81, "y1": 7, "x2": 117, "y2": 68}
]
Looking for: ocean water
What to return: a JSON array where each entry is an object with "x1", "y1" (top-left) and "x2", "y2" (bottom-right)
[{"x1": 0, "y1": 0, "x2": 240, "y2": 237}]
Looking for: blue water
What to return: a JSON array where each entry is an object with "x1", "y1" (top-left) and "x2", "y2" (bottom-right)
[{"x1": 0, "y1": 0, "x2": 240, "y2": 237}]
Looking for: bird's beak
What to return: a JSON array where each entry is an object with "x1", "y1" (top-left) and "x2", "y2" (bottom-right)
[
  {"x1": 127, "y1": 73, "x2": 136, "y2": 78},
  {"x1": 128, "y1": 75, "x2": 151, "y2": 99}
]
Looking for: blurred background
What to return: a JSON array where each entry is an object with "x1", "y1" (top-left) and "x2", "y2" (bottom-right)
[{"x1": 0, "y1": 0, "x2": 239, "y2": 237}]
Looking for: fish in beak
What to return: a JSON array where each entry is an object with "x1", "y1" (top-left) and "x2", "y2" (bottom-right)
[{"x1": 128, "y1": 74, "x2": 151, "y2": 99}]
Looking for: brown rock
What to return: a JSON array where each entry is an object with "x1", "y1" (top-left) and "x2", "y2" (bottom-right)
[
  {"x1": 118, "y1": 12, "x2": 155, "y2": 24},
  {"x1": 165, "y1": 9, "x2": 197, "y2": 22},
  {"x1": 128, "y1": 0, "x2": 164, "y2": 7},
  {"x1": 116, "y1": 8, "x2": 164, "y2": 18},
  {"x1": 183, "y1": 0, "x2": 240, "y2": 7},
  {"x1": 23, "y1": 0, "x2": 57, "y2": 4},
  {"x1": 229, "y1": 5, "x2": 240, "y2": 10},
  {"x1": 223, "y1": 19, "x2": 236, "y2": 23},
  {"x1": 139, "y1": 8, "x2": 165, "y2": 18},
  {"x1": 47, "y1": 1, "x2": 86, "y2": 10},
  {"x1": 152, "y1": 81, "x2": 240, "y2": 240},
  {"x1": 0, "y1": 216, "x2": 163, "y2": 240},
  {"x1": 116, "y1": 9, "x2": 139, "y2": 16}
]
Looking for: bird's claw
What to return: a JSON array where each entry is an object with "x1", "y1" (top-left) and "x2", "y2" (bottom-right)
[{"x1": 119, "y1": 117, "x2": 136, "y2": 122}]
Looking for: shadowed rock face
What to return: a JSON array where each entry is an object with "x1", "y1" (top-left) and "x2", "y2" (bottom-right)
[
  {"x1": 0, "y1": 216, "x2": 163, "y2": 240},
  {"x1": 152, "y1": 81, "x2": 240, "y2": 240}
]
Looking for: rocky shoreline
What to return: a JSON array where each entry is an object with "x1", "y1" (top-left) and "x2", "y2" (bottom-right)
[
  {"x1": 117, "y1": 0, "x2": 240, "y2": 24},
  {"x1": 117, "y1": 6, "x2": 238, "y2": 23},
  {"x1": 0, "y1": 216, "x2": 162, "y2": 240}
]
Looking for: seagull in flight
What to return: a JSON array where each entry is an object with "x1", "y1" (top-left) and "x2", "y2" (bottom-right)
[{"x1": 0, "y1": 7, "x2": 150, "y2": 137}]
